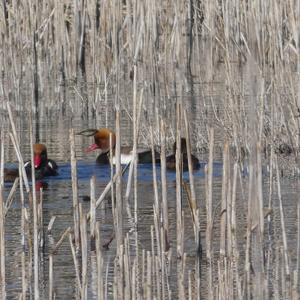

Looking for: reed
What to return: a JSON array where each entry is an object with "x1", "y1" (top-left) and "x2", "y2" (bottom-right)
[
  {"x1": 29, "y1": 119, "x2": 40, "y2": 300},
  {"x1": 2, "y1": 0, "x2": 300, "y2": 298},
  {"x1": 70, "y1": 129, "x2": 80, "y2": 251},
  {"x1": 0, "y1": 133, "x2": 6, "y2": 299}
]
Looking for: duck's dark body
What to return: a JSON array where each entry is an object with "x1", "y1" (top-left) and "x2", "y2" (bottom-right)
[
  {"x1": 24, "y1": 159, "x2": 58, "y2": 179},
  {"x1": 81, "y1": 128, "x2": 160, "y2": 165},
  {"x1": 166, "y1": 153, "x2": 200, "y2": 171},
  {"x1": 166, "y1": 138, "x2": 200, "y2": 171}
]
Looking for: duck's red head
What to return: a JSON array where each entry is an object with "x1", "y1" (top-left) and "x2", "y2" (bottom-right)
[
  {"x1": 86, "y1": 128, "x2": 116, "y2": 154},
  {"x1": 33, "y1": 144, "x2": 48, "y2": 168}
]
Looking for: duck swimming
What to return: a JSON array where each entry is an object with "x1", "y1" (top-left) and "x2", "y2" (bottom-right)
[
  {"x1": 166, "y1": 138, "x2": 200, "y2": 171},
  {"x1": 4, "y1": 143, "x2": 58, "y2": 182},
  {"x1": 78, "y1": 128, "x2": 159, "y2": 164}
]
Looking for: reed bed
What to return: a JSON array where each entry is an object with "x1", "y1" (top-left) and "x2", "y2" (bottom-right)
[{"x1": 0, "y1": 0, "x2": 300, "y2": 299}]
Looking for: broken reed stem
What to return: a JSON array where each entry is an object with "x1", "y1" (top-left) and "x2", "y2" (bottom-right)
[
  {"x1": 47, "y1": 216, "x2": 56, "y2": 234},
  {"x1": 4, "y1": 177, "x2": 19, "y2": 216},
  {"x1": 49, "y1": 227, "x2": 71, "y2": 300},
  {"x1": 85, "y1": 162, "x2": 130, "y2": 221},
  {"x1": 69, "y1": 234, "x2": 82, "y2": 291}
]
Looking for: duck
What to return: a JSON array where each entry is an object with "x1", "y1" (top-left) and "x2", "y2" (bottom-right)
[
  {"x1": 166, "y1": 138, "x2": 200, "y2": 171},
  {"x1": 4, "y1": 143, "x2": 58, "y2": 182},
  {"x1": 78, "y1": 128, "x2": 160, "y2": 164}
]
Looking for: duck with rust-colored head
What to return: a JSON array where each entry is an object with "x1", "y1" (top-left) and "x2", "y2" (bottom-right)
[
  {"x1": 4, "y1": 143, "x2": 58, "y2": 182},
  {"x1": 78, "y1": 128, "x2": 160, "y2": 164},
  {"x1": 166, "y1": 138, "x2": 200, "y2": 171}
]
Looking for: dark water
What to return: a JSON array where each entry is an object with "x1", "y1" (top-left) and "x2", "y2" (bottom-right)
[{"x1": 2, "y1": 110, "x2": 300, "y2": 299}]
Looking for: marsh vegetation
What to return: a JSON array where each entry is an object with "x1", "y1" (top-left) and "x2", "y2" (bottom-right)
[{"x1": 0, "y1": 0, "x2": 300, "y2": 299}]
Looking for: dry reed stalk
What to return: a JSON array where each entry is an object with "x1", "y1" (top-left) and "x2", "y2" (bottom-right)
[
  {"x1": 175, "y1": 103, "x2": 183, "y2": 259},
  {"x1": 231, "y1": 163, "x2": 242, "y2": 299},
  {"x1": 160, "y1": 226, "x2": 168, "y2": 300},
  {"x1": 131, "y1": 257, "x2": 137, "y2": 300},
  {"x1": 90, "y1": 176, "x2": 96, "y2": 251},
  {"x1": 188, "y1": 270, "x2": 192, "y2": 300},
  {"x1": 132, "y1": 65, "x2": 140, "y2": 298},
  {"x1": 47, "y1": 216, "x2": 56, "y2": 234},
  {"x1": 275, "y1": 156, "x2": 291, "y2": 295},
  {"x1": 69, "y1": 233, "x2": 82, "y2": 292},
  {"x1": 79, "y1": 204, "x2": 88, "y2": 300},
  {"x1": 115, "y1": 109, "x2": 123, "y2": 250},
  {"x1": 95, "y1": 223, "x2": 104, "y2": 300},
  {"x1": 124, "y1": 236, "x2": 131, "y2": 300},
  {"x1": 142, "y1": 249, "x2": 146, "y2": 298},
  {"x1": 70, "y1": 129, "x2": 80, "y2": 251},
  {"x1": 175, "y1": 102, "x2": 184, "y2": 298},
  {"x1": 49, "y1": 227, "x2": 71, "y2": 300},
  {"x1": 160, "y1": 120, "x2": 169, "y2": 246},
  {"x1": 151, "y1": 127, "x2": 161, "y2": 257},
  {"x1": 4, "y1": 177, "x2": 19, "y2": 216},
  {"x1": 48, "y1": 254, "x2": 54, "y2": 300},
  {"x1": 194, "y1": 209, "x2": 201, "y2": 300},
  {"x1": 85, "y1": 163, "x2": 131, "y2": 221},
  {"x1": 220, "y1": 143, "x2": 229, "y2": 258},
  {"x1": 226, "y1": 164, "x2": 232, "y2": 259},
  {"x1": 38, "y1": 188, "x2": 44, "y2": 248},
  {"x1": 155, "y1": 256, "x2": 161, "y2": 300},
  {"x1": 273, "y1": 244, "x2": 280, "y2": 300},
  {"x1": 245, "y1": 162, "x2": 253, "y2": 299},
  {"x1": 6, "y1": 102, "x2": 29, "y2": 192},
  {"x1": 109, "y1": 132, "x2": 117, "y2": 245},
  {"x1": 124, "y1": 66, "x2": 141, "y2": 223},
  {"x1": 150, "y1": 225, "x2": 155, "y2": 286},
  {"x1": 117, "y1": 245, "x2": 124, "y2": 300},
  {"x1": 183, "y1": 110, "x2": 197, "y2": 220},
  {"x1": 0, "y1": 134, "x2": 6, "y2": 299},
  {"x1": 266, "y1": 135, "x2": 275, "y2": 297},
  {"x1": 19, "y1": 166, "x2": 27, "y2": 299},
  {"x1": 146, "y1": 251, "x2": 152, "y2": 300},
  {"x1": 29, "y1": 116, "x2": 39, "y2": 300},
  {"x1": 206, "y1": 128, "x2": 214, "y2": 300},
  {"x1": 293, "y1": 203, "x2": 300, "y2": 299}
]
